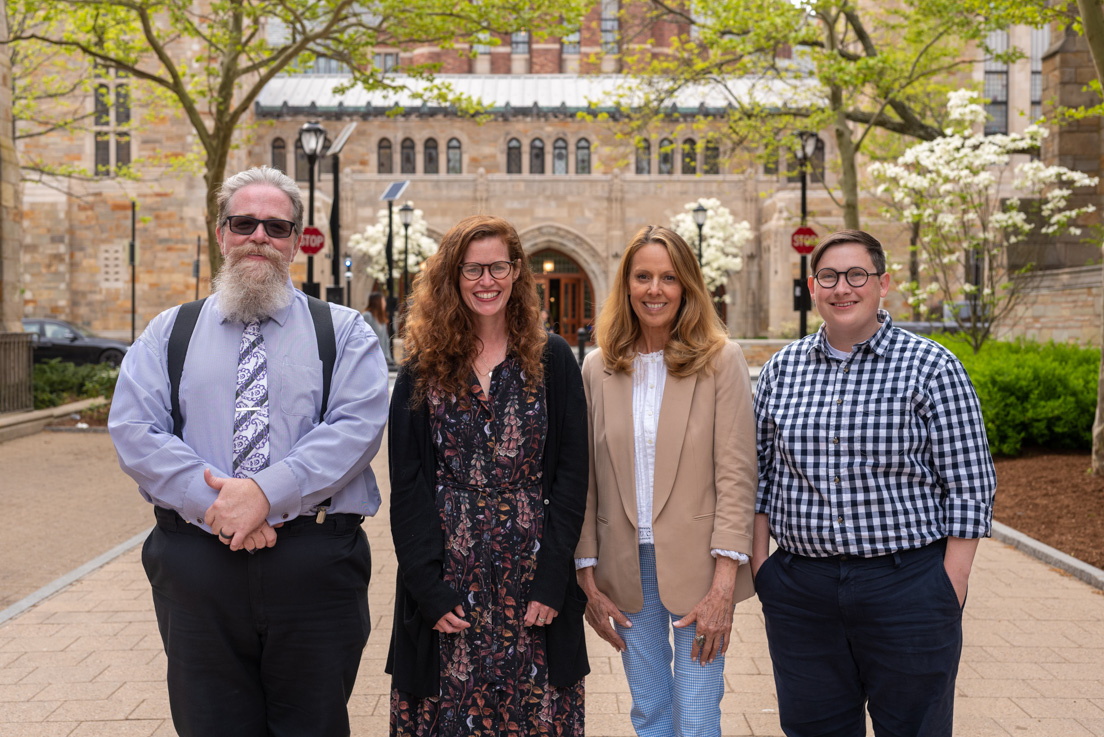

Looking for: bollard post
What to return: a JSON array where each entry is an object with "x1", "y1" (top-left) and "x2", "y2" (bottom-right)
[{"x1": 576, "y1": 326, "x2": 588, "y2": 366}]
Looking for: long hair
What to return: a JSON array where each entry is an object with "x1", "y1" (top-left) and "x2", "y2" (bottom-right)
[
  {"x1": 365, "y1": 292, "x2": 387, "y2": 323},
  {"x1": 596, "y1": 225, "x2": 728, "y2": 377},
  {"x1": 402, "y1": 215, "x2": 546, "y2": 405}
]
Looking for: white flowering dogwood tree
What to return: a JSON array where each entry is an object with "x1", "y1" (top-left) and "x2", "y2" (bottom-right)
[
  {"x1": 347, "y1": 206, "x2": 438, "y2": 289},
  {"x1": 870, "y1": 89, "x2": 1098, "y2": 353},
  {"x1": 669, "y1": 198, "x2": 752, "y2": 300}
]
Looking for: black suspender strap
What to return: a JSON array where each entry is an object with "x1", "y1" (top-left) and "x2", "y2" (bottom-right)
[
  {"x1": 167, "y1": 296, "x2": 336, "y2": 440},
  {"x1": 168, "y1": 298, "x2": 207, "y2": 440},
  {"x1": 306, "y1": 295, "x2": 336, "y2": 421}
]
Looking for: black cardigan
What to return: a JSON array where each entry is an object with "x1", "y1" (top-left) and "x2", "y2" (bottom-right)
[{"x1": 385, "y1": 334, "x2": 591, "y2": 696}]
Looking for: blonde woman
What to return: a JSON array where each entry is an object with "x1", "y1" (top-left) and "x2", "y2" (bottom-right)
[{"x1": 576, "y1": 225, "x2": 757, "y2": 737}]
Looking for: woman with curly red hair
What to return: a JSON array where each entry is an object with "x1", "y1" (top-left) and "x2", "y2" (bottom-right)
[{"x1": 386, "y1": 215, "x2": 590, "y2": 736}]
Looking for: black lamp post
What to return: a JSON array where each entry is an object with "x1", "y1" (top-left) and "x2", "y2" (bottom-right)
[
  {"x1": 692, "y1": 203, "x2": 708, "y2": 268},
  {"x1": 399, "y1": 202, "x2": 414, "y2": 301},
  {"x1": 794, "y1": 130, "x2": 819, "y2": 337},
  {"x1": 298, "y1": 121, "x2": 326, "y2": 298}
]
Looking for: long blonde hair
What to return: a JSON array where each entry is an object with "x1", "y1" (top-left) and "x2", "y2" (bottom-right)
[
  {"x1": 596, "y1": 225, "x2": 728, "y2": 376},
  {"x1": 402, "y1": 215, "x2": 546, "y2": 405}
]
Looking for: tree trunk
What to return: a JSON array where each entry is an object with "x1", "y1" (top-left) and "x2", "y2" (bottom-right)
[{"x1": 832, "y1": 86, "x2": 861, "y2": 230}]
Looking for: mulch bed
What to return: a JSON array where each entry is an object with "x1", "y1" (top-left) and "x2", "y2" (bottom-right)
[{"x1": 993, "y1": 450, "x2": 1104, "y2": 570}]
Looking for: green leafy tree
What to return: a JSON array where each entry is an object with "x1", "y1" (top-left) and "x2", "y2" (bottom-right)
[
  {"x1": 3, "y1": 0, "x2": 584, "y2": 271},
  {"x1": 603, "y1": 0, "x2": 1019, "y2": 229}
]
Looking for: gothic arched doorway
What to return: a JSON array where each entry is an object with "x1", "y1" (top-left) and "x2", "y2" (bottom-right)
[{"x1": 529, "y1": 249, "x2": 595, "y2": 343}]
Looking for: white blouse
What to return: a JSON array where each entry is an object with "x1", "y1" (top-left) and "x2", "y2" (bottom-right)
[{"x1": 576, "y1": 351, "x2": 746, "y2": 569}]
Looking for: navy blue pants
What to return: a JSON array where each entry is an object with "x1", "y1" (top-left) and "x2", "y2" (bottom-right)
[
  {"x1": 756, "y1": 540, "x2": 963, "y2": 737},
  {"x1": 144, "y1": 508, "x2": 372, "y2": 737}
]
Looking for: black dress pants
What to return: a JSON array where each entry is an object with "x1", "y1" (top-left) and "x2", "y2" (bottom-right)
[
  {"x1": 757, "y1": 539, "x2": 963, "y2": 737},
  {"x1": 144, "y1": 507, "x2": 372, "y2": 737}
]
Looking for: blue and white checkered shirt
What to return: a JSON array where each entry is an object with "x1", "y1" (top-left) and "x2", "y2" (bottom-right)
[{"x1": 754, "y1": 311, "x2": 996, "y2": 558}]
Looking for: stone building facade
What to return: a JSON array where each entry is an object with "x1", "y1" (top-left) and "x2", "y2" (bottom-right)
[{"x1": 11, "y1": 13, "x2": 1103, "y2": 348}]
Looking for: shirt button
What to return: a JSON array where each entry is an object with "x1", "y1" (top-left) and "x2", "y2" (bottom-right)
[
  {"x1": 836, "y1": 398, "x2": 843, "y2": 405},
  {"x1": 282, "y1": 513, "x2": 289, "y2": 519},
  {"x1": 649, "y1": 384, "x2": 655, "y2": 388},
  {"x1": 833, "y1": 476, "x2": 840, "y2": 483},
  {"x1": 543, "y1": 499, "x2": 550, "y2": 506},
  {"x1": 844, "y1": 367, "x2": 850, "y2": 373},
  {"x1": 832, "y1": 437, "x2": 839, "y2": 444},
  {"x1": 838, "y1": 515, "x2": 844, "y2": 523},
  {"x1": 195, "y1": 518, "x2": 202, "y2": 524}
]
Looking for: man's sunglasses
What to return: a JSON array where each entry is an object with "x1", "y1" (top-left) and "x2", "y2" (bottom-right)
[{"x1": 223, "y1": 215, "x2": 296, "y2": 239}]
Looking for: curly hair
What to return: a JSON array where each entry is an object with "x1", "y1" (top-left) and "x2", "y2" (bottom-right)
[
  {"x1": 596, "y1": 225, "x2": 728, "y2": 377},
  {"x1": 402, "y1": 214, "x2": 547, "y2": 405}
]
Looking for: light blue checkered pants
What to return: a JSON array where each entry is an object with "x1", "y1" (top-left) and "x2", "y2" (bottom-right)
[{"x1": 614, "y1": 543, "x2": 726, "y2": 737}]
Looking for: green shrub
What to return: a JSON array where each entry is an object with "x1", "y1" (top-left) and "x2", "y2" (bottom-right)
[
  {"x1": 33, "y1": 359, "x2": 119, "y2": 410},
  {"x1": 931, "y1": 335, "x2": 1099, "y2": 457}
]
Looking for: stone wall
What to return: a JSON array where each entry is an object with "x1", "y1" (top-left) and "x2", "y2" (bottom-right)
[{"x1": 994, "y1": 265, "x2": 1102, "y2": 346}]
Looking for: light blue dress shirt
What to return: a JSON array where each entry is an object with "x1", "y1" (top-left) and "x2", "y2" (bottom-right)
[{"x1": 108, "y1": 286, "x2": 389, "y2": 532}]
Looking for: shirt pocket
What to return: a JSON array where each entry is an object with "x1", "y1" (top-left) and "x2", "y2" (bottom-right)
[
  {"x1": 273, "y1": 357, "x2": 322, "y2": 419},
  {"x1": 856, "y1": 397, "x2": 912, "y2": 458}
]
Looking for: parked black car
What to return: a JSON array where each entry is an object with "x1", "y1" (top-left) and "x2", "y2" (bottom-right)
[{"x1": 21, "y1": 318, "x2": 129, "y2": 366}]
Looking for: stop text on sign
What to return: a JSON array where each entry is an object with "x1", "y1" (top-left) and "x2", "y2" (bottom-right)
[
  {"x1": 791, "y1": 226, "x2": 817, "y2": 255},
  {"x1": 300, "y1": 226, "x2": 325, "y2": 255}
]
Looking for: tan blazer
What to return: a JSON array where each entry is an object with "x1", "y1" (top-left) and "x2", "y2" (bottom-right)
[{"x1": 576, "y1": 341, "x2": 757, "y2": 615}]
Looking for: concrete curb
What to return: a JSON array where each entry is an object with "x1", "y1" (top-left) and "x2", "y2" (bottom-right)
[
  {"x1": 0, "y1": 396, "x2": 107, "y2": 444},
  {"x1": 992, "y1": 519, "x2": 1104, "y2": 590},
  {"x1": 0, "y1": 527, "x2": 151, "y2": 626}
]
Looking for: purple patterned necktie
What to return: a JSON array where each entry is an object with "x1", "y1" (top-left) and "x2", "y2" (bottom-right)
[{"x1": 232, "y1": 320, "x2": 270, "y2": 477}]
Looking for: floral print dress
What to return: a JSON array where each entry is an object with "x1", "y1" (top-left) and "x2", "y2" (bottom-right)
[{"x1": 390, "y1": 357, "x2": 585, "y2": 737}]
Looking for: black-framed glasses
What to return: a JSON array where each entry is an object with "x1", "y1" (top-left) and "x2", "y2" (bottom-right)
[
  {"x1": 814, "y1": 267, "x2": 883, "y2": 289},
  {"x1": 460, "y1": 260, "x2": 518, "y2": 281},
  {"x1": 224, "y1": 215, "x2": 296, "y2": 239}
]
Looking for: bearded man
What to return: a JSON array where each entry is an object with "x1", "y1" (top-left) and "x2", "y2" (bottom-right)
[{"x1": 108, "y1": 166, "x2": 388, "y2": 737}]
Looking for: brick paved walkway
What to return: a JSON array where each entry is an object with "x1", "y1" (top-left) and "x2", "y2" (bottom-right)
[{"x1": 2, "y1": 443, "x2": 1103, "y2": 734}]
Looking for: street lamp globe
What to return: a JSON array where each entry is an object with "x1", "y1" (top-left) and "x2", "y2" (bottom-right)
[
  {"x1": 795, "y1": 130, "x2": 818, "y2": 164},
  {"x1": 692, "y1": 202, "x2": 708, "y2": 228},
  {"x1": 399, "y1": 202, "x2": 414, "y2": 228},
  {"x1": 298, "y1": 121, "x2": 327, "y2": 159}
]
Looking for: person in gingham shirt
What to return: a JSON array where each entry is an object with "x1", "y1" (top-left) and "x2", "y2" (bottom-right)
[{"x1": 752, "y1": 229, "x2": 996, "y2": 737}]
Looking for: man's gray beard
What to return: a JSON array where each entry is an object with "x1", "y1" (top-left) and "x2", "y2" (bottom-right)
[{"x1": 211, "y1": 246, "x2": 293, "y2": 324}]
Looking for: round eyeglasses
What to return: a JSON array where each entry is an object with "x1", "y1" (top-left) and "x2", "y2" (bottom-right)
[
  {"x1": 814, "y1": 267, "x2": 883, "y2": 289},
  {"x1": 460, "y1": 260, "x2": 517, "y2": 281}
]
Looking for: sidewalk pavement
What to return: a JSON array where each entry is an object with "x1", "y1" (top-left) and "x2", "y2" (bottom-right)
[{"x1": 2, "y1": 469, "x2": 1104, "y2": 735}]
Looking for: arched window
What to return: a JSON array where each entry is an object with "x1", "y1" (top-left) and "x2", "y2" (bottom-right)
[
  {"x1": 811, "y1": 136, "x2": 826, "y2": 183},
  {"x1": 682, "y1": 138, "x2": 697, "y2": 175},
  {"x1": 424, "y1": 138, "x2": 439, "y2": 174},
  {"x1": 378, "y1": 138, "x2": 393, "y2": 174},
  {"x1": 576, "y1": 138, "x2": 591, "y2": 175},
  {"x1": 553, "y1": 138, "x2": 568, "y2": 175},
  {"x1": 401, "y1": 138, "x2": 416, "y2": 174},
  {"x1": 294, "y1": 139, "x2": 309, "y2": 182},
  {"x1": 635, "y1": 139, "x2": 651, "y2": 175},
  {"x1": 658, "y1": 138, "x2": 673, "y2": 175},
  {"x1": 507, "y1": 138, "x2": 522, "y2": 174},
  {"x1": 530, "y1": 138, "x2": 545, "y2": 174},
  {"x1": 447, "y1": 138, "x2": 462, "y2": 174},
  {"x1": 703, "y1": 139, "x2": 720, "y2": 175},
  {"x1": 271, "y1": 139, "x2": 287, "y2": 174},
  {"x1": 319, "y1": 137, "x2": 333, "y2": 177}
]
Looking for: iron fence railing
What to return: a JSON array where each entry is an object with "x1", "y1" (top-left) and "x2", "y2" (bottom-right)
[{"x1": 0, "y1": 332, "x2": 33, "y2": 414}]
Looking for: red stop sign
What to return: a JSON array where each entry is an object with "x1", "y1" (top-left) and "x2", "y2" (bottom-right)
[
  {"x1": 300, "y1": 226, "x2": 325, "y2": 255},
  {"x1": 791, "y1": 226, "x2": 818, "y2": 255}
]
